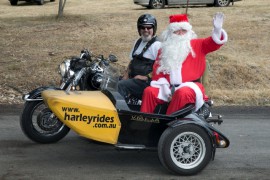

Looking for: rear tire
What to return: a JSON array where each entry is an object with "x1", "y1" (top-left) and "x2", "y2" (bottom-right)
[
  {"x1": 149, "y1": 0, "x2": 165, "y2": 9},
  {"x1": 158, "y1": 124, "x2": 212, "y2": 175},
  {"x1": 215, "y1": 0, "x2": 230, "y2": 7},
  {"x1": 20, "y1": 101, "x2": 70, "y2": 143},
  {"x1": 10, "y1": 0, "x2": 18, "y2": 5}
]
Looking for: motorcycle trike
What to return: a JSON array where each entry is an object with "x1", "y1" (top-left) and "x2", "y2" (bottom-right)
[{"x1": 20, "y1": 51, "x2": 229, "y2": 175}]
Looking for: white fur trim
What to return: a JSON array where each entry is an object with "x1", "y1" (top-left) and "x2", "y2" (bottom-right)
[
  {"x1": 151, "y1": 78, "x2": 171, "y2": 102},
  {"x1": 170, "y1": 68, "x2": 182, "y2": 84},
  {"x1": 212, "y1": 29, "x2": 228, "y2": 45},
  {"x1": 175, "y1": 82, "x2": 204, "y2": 111},
  {"x1": 169, "y1": 22, "x2": 192, "y2": 32}
]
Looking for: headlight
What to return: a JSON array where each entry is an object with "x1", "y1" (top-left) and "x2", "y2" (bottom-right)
[{"x1": 59, "y1": 59, "x2": 71, "y2": 77}]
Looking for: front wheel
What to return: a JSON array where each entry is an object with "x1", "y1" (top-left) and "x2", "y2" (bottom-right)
[
  {"x1": 149, "y1": 0, "x2": 165, "y2": 9},
  {"x1": 20, "y1": 101, "x2": 70, "y2": 143},
  {"x1": 215, "y1": 0, "x2": 230, "y2": 7},
  {"x1": 158, "y1": 124, "x2": 212, "y2": 175}
]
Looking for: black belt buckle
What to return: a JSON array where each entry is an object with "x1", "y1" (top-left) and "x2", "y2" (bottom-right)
[{"x1": 171, "y1": 84, "x2": 180, "y2": 95}]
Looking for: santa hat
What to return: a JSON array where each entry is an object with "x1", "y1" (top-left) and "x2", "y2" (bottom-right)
[{"x1": 168, "y1": 14, "x2": 192, "y2": 32}]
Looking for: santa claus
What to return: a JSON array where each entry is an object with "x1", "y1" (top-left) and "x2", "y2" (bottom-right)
[{"x1": 140, "y1": 12, "x2": 228, "y2": 115}]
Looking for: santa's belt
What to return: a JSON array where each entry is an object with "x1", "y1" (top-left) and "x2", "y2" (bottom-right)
[
  {"x1": 171, "y1": 79, "x2": 201, "y2": 88},
  {"x1": 171, "y1": 79, "x2": 201, "y2": 94},
  {"x1": 171, "y1": 84, "x2": 179, "y2": 94},
  {"x1": 171, "y1": 84, "x2": 180, "y2": 88}
]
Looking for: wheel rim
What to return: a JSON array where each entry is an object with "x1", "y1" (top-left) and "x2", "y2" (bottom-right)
[
  {"x1": 217, "y1": 0, "x2": 229, "y2": 6},
  {"x1": 152, "y1": 0, "x2": 164, "y2": 8},
  {"x1": 32, "y1": 102, "x2": 65, "y2": 136},
  {"x1": 170, "y1": 132, "x2": 206, "y2": 169}
]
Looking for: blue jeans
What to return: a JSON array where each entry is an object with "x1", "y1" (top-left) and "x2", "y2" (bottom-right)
[{"x1": 118, "y1": 78, "x2": 149, "y2": 100}]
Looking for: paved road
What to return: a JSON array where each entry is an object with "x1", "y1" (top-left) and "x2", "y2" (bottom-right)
[{"x1": 0, "y1": 105, "x2": 270, "y2": 180}]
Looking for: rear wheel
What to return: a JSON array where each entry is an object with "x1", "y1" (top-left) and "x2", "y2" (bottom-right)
[
  {"x1": 158, "y1": 124, "x2": 212, "y2": 175},
  {"x1": 10, "y1": 0, "x2": 18, "y2": 5},
  {"x1": 149, "y1": 0, "x2": 165, "y2": 9},
  {"x1": 20, "y1": 101, "x2": 70, "y2": 143},
  {"x1": 215, "y1": 0, "x2": 230, "y2": 7}
]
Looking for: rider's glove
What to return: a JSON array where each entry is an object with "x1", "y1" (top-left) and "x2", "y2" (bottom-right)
[{"x1": 212, "y1": 12, "x2": 224, "y2": 39}]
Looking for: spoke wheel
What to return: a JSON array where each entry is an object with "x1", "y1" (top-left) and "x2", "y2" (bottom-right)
[
  {"x1": 20, "y1": 101, "x2": 70, "y2": 143},
  {"x1": 35, "y1": 106, "x2": 64, "y2": 134},
  {"x1": 158, "y1": 124, "x2": 212, "y2": 175},
  {"x1": 170, "y1": 132, "x2": 205, "y2": 169}
]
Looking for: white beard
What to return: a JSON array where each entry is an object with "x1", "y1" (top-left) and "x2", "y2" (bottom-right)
[{"x1": 157, "y1": 31, "x2": 196, "y2": 74}]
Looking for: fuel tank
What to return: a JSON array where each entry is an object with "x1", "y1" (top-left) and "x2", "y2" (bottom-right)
[{"x1": 42, "y1": 90, "x2": 121, "y2": 144}]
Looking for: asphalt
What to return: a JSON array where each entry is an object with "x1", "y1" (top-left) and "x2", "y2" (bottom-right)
[{"x1": 1, "y1": 103, "x2": 270, "y2": 179}]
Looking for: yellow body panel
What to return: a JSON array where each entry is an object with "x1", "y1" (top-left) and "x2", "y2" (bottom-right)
[{"x1": 42, "y1": 90, "x2": 121, "y2": 144}]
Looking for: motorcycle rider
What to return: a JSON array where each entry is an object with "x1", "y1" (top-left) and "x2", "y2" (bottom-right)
[{"x1": 118, "y1": 14, "x2": 161, "y2": 101}]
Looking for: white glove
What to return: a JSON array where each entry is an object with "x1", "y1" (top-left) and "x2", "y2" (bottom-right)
[{"x1": 213, "y1": 12, "x2": 224, "y2": 38}]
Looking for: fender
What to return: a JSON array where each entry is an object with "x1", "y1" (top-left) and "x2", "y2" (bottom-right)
[
  {"x1": 22, "y1": 86, "x2": 61, "y2": 101},
  {"x1": 178, "y1": 113, "x2": 230, "y2": 148},
  {"x1": 168, "y1": 113, "x2": 214, "y2": 135}
]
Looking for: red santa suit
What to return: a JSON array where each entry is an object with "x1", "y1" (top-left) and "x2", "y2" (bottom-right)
[{"x1": 140, "y1": 13, "x2": 228, "y2": 115}]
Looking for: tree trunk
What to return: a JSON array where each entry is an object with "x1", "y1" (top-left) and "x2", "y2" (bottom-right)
[{"x1": 57, "y1": 0, "x2": 67, "y2": 18}]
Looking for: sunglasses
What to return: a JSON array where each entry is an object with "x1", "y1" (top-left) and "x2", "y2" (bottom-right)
[{"x1": 139, "y1": 26, "x2": 153, "y2": 30}]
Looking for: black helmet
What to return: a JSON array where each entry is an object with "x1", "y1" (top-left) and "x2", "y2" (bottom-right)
[{"x1": 137, "y1": 14, "x2": 157, "y2": 36}]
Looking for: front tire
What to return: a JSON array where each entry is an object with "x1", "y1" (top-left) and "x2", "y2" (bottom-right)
[
  {"x1": 20, "y1": 101, "x2": 70, "y2": 143},
  {"x1": 158, "y1": 124, "x2": 212, "y2": 175},
  {"x1": 215, "y1": 0, "x2": 230, "y2": 7},
  {"x1": 149, "y1": 0, "x2": 165, "y2": 9}
]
